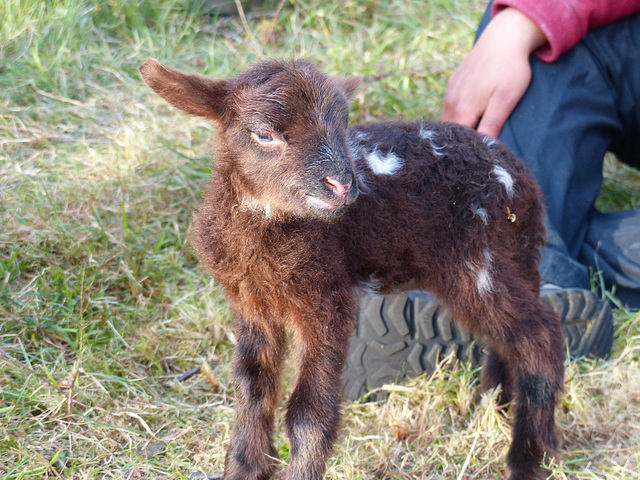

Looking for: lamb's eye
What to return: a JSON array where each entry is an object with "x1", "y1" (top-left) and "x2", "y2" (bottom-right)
[{"x1": 251, "y1": 131, "x2": 284, "y2": 149}]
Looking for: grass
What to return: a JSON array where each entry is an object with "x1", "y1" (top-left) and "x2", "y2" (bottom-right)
[{"x1": 1, "y1": 0, "x2": 639, "y2": 478}]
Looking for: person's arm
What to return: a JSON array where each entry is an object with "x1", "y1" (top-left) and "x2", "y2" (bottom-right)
[
  {"x1": 442, "y1": 0, "x2": 640, "y2": 139},
  {"x1": 494, "y1": 0, "x2": 640, "y2": 62},
  {"x1": 442, "y1": 7, "x2": 546, "y2": 139}
]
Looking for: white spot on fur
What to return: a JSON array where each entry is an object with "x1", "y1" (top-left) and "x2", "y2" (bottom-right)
[
  {"x1": 431, "y1": 144, "x2": 445, "y2": 157},
  {"x1": 348, "y1": 131, "x2": 369, "y2": 158},
  {"x1": 483, "y1": 135, "x2": 497, "y2": 147},
  {"x1": 468, "y1": 250, "x2": 494, "y2": 296},
  {"x1": 419, "y1": 124, "x2": 445, "y2": 157},
  {"x1": 418, "y1": 125, "x2": 436, "y2": 141},
  {"x1": 241, "y1": 197, "x2": 274, "y2": 218},
  {"x1": 353, "y1": 131, "x2": 369, "y2": 141},
  {"x1": 475, "y1": 267, "x2": 493, "y2": 296},
  {"x1": 264, "y1": 204, "x2": 272, "y2": 218},
  {"x1": 472, "y1": 205, "x2": 489, "y2": 225},
  {"x1": 365, "y1": 150, "x2": 403, "y2": 175},
  {"x1": 348, "y1": 139, "x2": 364, "y2": 158},
  {"x1": 348, "y1": 145, "x2": 371, "y2": 195},
  {"x1": 492, "y1": 164, "x2": 514, "y2": 197}
]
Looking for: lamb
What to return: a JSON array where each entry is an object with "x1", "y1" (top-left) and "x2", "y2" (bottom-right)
[{"x1": 139, "y1": 58, "x2": 564, "y2": 480}]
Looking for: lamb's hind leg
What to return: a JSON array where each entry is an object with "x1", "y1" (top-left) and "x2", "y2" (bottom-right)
[
  {"x1": 223, "y1": 316, "x2": 287, "y2": 480},
  {"x1": 483, "y1": 293, "x2": 564, "y2": 480},
  {"x1": 481, "y1": 348, "x2": 515, "y2": 407}
]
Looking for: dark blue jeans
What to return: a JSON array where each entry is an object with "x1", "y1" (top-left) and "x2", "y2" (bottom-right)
[{"x1": 477, "y1": 5, "x2": 640, "y2": 308}]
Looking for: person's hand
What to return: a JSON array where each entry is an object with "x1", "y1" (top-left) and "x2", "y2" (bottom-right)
[{"x1": 442, "y1": 7, "x2": 547, "y2": 139}]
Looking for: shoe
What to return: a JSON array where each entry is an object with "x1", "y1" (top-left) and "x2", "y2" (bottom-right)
[{"x1": 343, "y1": 287, "x2": 613, "y2": 401}]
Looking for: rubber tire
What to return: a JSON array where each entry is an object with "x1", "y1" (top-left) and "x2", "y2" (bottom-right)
[
  {"x1": 343, "y1": 291, "x2": 482, "y2": 401},
  {"x1": 540, "y1": 288, "x2": 613, "y2": 359},
  {"x1": 344, "y1": 288, "x2": 614, "y2": 401}
]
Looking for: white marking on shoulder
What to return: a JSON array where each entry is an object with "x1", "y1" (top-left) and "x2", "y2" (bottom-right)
[
  {"x1": 353, "y1": 131, "x2": 369, "y2": 141},
  {"x1": 349, "y1": 146, "x2": 371, "y2": 194},
  {"x1": 492, "y1": 164, "x2": 514, "y2": 197},
  {"x1": 365, "y1": 149, "x2": 404, "y2": 175},
  {"x1": 348, "y1": 138, "x2": 364, "y2": 159},
  {"x1": 348, "y1": 131, "x2": 370, "y2": 154}
]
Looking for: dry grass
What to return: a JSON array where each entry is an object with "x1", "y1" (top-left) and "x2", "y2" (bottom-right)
[{"x1": 1, "y1": 0, "x2": 639, "y2": 479}]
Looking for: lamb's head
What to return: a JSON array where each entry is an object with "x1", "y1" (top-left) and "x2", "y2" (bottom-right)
[{"x1": 140, "y1": 58, "x2": 361, "y2": 220}]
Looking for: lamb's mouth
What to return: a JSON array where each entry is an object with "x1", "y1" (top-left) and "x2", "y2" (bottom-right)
[{"x1": 305, "y1": 195, "x2": 345, "y2": 212}]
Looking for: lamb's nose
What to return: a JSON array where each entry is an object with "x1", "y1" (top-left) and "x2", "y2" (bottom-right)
[{"x1": 323, "y1": 176, "x2": 352, "y2": 201}]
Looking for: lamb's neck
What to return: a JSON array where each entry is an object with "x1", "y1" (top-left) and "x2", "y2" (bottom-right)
[{"x1": 207, "y1": 167, "x2": 284, "y2": 227}]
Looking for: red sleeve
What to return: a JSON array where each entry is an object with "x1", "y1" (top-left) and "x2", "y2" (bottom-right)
[{"x1": 492, "y1": 0, "x2": 640, "y2": 62}]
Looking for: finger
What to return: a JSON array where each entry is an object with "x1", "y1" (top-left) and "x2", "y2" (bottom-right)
[
  {"x1": 476, "y1": 89, "x2": 523, "y2": 139},
  {"x1": 442, "y1": 89, "x2": 483, "y2": 128}
]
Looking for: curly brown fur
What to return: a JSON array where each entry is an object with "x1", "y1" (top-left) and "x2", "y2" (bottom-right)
[{"x1": 140, "y1": 58, "x2": 564, "y2": 480}]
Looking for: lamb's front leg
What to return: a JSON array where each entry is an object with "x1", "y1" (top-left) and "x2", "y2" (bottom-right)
[
  {"x1": 223, "y1": 316, "x2": 287, "y2": 480},
  {"x1": 285, "y1": 299, "x2": 356, "y2": 480}
]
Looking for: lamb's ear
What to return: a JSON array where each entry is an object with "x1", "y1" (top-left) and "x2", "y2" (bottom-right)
[
  {"x1": 139, "y1": 58, "x2": 229, "y2": 121},
  {"x1": 334, "y1": 76, "x2": 362, "y2": 99}
]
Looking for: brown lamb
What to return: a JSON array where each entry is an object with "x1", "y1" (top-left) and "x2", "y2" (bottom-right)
[{"x1": 140, "y1": 57, "x2": 564, "y2": 480}]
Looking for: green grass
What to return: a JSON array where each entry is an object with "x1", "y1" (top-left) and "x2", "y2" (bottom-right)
[{"x1": 1, "y1": 0, "x2": 639, "y2": 478}]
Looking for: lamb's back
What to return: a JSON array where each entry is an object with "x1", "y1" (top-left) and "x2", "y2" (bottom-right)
[{"x1": 340, "y1": 120, "x2": 544, "y2": 294}]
